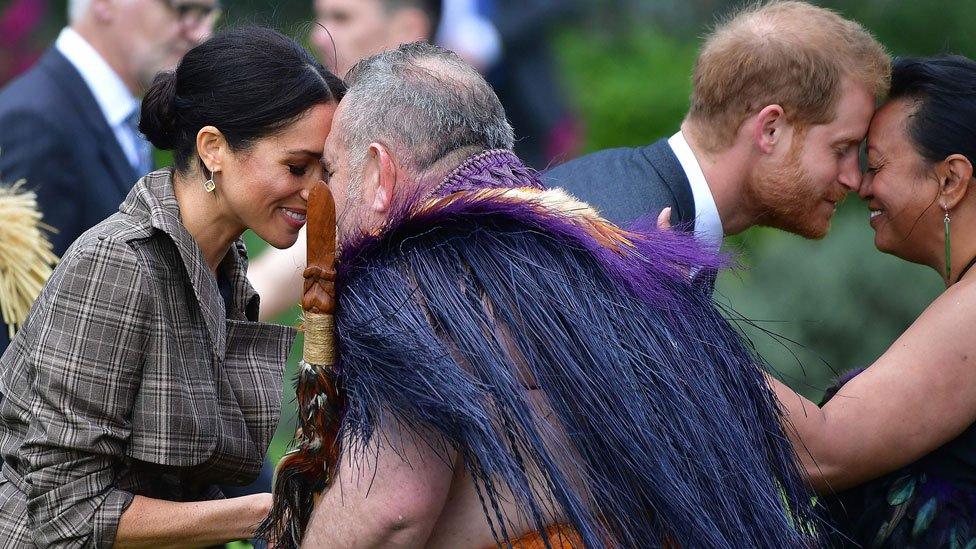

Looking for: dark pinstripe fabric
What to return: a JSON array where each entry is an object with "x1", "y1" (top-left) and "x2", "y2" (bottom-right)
[{"x1": 0, "y1": 170, "x2": 296, "y2": 547}]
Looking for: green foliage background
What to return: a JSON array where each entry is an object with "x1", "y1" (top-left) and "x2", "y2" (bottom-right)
[{"x1": 15, "y1": 0, "x2": 976, "y2": 483}]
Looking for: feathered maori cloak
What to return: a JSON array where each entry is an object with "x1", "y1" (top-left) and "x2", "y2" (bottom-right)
[{"x1": 268, "y1": 150, "x2": 821, "y2": 548}]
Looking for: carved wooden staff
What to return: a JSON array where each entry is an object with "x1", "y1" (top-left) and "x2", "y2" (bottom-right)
[
  {"x1": 300, "y1": 180, "x2": 344, "y2": 476},
  {"x1": 266, "y1": 180, "x2": 345, "y2": 547}
]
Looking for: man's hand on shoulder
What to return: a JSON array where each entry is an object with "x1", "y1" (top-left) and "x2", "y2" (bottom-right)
[{"x1": 657, "y1": 207, "x2": 673, "y2": 230}]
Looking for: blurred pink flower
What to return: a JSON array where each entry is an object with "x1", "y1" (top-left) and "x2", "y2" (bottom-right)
[
  {"x1": 0, "y1": 0, "x2": 47, "y2": 47},
  {"x1": 0, "y1": 0, "x2": 48, "y2": 85}
]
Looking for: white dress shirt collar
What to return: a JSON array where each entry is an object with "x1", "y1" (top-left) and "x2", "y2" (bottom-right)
[
  {"x1": 55, "y1": 27, "x2": 139, "y2": 128},
  {"x1": 667, "y1": 131, "x2": 724, "y2": 251}
]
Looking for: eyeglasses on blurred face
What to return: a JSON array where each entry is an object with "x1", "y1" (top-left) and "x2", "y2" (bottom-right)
[{"x1": 158, "y1": 0, "x2": 222, "y2": 28}]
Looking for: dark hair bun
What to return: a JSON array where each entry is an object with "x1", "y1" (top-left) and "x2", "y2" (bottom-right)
[
  {"x1": 140, "y1": 71, "x2": 179, "y2": 150},
  {"x1": 145, "y1": 27, "x2": 347, "y2": 172}
]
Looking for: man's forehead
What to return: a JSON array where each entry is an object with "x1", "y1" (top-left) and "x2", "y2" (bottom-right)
[
  {"x1": 323, "y1": 129, "x2": 340, "y2": 157},
  {"x1": 841, "y1": 79, "x2": 876, "y2": 119},
  {"x1": 830, "y1": 116, "x2": 870, "y2": 141},
  {"x1": 815, "y1": 85, "x2": 875, "y2": 142},
  {"x1": 323, "y1": 113, "x2": 346, "y2": 160},
  {"x1": 330, "y1": 99, "x2": 362, "y2": 143}
]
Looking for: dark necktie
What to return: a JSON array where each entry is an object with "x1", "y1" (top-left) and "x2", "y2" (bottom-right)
[{"x1": 125, "y1": 109, "x2": 153, "y2": 176}]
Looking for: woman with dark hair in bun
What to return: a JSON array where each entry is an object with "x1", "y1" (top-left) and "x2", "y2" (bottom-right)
[
  {"x1": 768, "y1": 55, "x2": 976, "y2": 547},
  {"x1": 0, "y1": 26, "x2": 345, "y2": 546}
]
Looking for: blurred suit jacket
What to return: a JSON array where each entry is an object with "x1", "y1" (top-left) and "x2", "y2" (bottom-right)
[
  {"x1": 542, "y1": 138, "x2": 696, "y2": 230},
  {"x1": 0, "y1": 48, "x2": 140, "y2": 353}
]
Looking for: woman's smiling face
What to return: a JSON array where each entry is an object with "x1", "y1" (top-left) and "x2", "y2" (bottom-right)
[
  {"x1": 860, "y1": 98, "x2": 943, "y2": 265},
  {"x1": 218, "y1": 102, "x2": 338, "y2": 249}
]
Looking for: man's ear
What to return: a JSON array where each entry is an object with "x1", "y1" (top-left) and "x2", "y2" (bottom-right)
[
  {"x1": 752, "y1": 104, "x2": 787, "y2": 155},
  {"x1": 196, "y1": 126, "x2": 227, "y2": 174},
  {"x1": 939, "y1": 153, "x2": 973, "y2": 210},
  {"x1": 367, "y1": 142, "x2": 397, "y2": 215},
  {"x1": 389, "y1": 8, "x2": 432, "y2": 45}
]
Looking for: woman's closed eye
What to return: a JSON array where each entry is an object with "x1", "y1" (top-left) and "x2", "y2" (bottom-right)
[{"x1": 865, "y1": 159, "x2": 885, "y2": 174}]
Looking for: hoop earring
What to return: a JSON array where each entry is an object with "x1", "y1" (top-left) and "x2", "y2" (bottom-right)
[
  {"x1": 944, "y1": 207, "x2": 952, "y2": 282},
  {"x1": 204, "y1": 168, "x2": 216, "y2": 193}
]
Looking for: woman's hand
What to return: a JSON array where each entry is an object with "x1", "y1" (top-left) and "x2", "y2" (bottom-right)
[
  {"x1": 115, "y1": 492, "x2": 274, "y2": 548},
  {"x1": 236, "y1": 492, "x2": 274, "y2": 539}
]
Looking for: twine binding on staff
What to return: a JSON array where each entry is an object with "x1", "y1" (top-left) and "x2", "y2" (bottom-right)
[{"x1": 302, "y1": 311, "x2": 335, "y2": 365}]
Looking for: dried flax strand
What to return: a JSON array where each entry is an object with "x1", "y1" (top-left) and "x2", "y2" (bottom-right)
[{"x1": 0, "y1": 179, "x2": 58, "y2": 338}]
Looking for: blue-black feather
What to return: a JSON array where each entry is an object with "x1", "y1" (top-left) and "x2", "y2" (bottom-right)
[{"x1": 332, "y1": 194, "x2": 821, "y2": 547}]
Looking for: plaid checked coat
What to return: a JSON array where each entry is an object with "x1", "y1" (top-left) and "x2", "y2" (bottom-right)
[{"x1": 0, "y1": 170, "x2": 296, "y2": 547}]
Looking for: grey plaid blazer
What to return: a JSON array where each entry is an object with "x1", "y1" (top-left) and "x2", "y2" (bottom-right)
[{"x1": 0, "y1": 170, "x2": 297, "y2": 547}]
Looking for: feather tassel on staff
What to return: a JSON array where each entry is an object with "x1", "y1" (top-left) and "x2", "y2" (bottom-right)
[
  {"x1": 261, "y1": 180, "x2": 344, "y2": 547},
  {"x1": 0, "y1": 178, "x2": 58, "y2": 339}
]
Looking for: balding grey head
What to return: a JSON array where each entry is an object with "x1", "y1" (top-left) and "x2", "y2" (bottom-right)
[{"x1": 339, "y1": 41, "x2": 514, "y2": 179}]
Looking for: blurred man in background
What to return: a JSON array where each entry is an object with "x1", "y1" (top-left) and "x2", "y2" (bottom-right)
[
  {"x1": 0, "y1": 0, "x2": 217, "y2": 353},
  {"x1": 311, "y1": 0, "x2": 441, "y2": 77},
  {"x1": 311, "y1": 0, "x2": 580, "y2": 169}
]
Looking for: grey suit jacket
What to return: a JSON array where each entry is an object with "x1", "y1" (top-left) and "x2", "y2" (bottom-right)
[
  {"x1": 544, "y1": 138, "x2": 718, "y2": 291},
  {"x1": 542, "y1": 138, "x2": 696, "y2": 230},
  {"x1": 0, "y1": 170, "x2": 295, "y2": 547}
]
